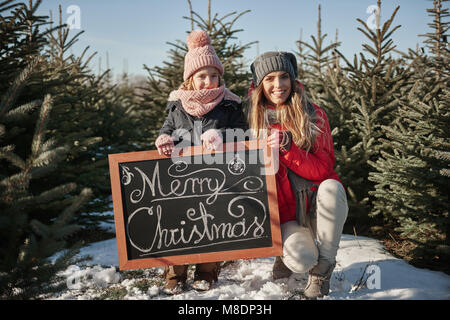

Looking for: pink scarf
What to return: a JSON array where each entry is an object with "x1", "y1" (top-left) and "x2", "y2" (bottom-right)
[{"x1": 168, "y1": 85, "x2": 241, "y2": 117}]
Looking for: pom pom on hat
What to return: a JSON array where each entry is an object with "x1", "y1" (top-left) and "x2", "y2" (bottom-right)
[
  {"x1": 183, "y1": 30, "x2": 224, "y2": 81},
  {"x1": 186, "y1": 30, "x2": 211, "y2": 50}
]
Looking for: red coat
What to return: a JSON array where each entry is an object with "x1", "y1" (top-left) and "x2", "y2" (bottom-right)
[{"x1": 268, "y1": 103, "x2": 341, "y2": 224}]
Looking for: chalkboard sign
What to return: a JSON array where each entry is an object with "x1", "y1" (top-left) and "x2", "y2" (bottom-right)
[{"x1": 108, "y1": 141, "x2": 281, "y2": 270}]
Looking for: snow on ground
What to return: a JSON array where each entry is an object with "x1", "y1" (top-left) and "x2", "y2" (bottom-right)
[{"x1": 49, "y1": 234, "x2": 450, "y2": 300}]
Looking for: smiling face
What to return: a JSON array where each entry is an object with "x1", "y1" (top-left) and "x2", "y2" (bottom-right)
[
  {"x1": 261, "y1": 71, "x2": 292, "y2": 106},
  {"x1": 192, "y1": 66, "x2": 220, "y2": 90}
]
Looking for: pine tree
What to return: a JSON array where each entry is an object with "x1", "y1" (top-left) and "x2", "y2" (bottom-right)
[
  {"x1": 1, "y1": 1, "x2": 142, "y2": 228},
  {"x1": 79, "y1": 70, "x2": 145, "y2": 226},
  {"x1": 0, "y1": 59, "x2": 91, "y2": 299},
  {"x1": 138, "y1": 0, "x2": 255, "y2": 149},
  {"x1": 0, "y1": 0, "x2": 99, "y2": 229},
  {"x1": 35, "y1": 6, "x2": 105, "y2": 225},
  {"x1": 322, "y1": 1, "x2": 412, "y2": 229},
  {"x1": 368, "y1": 84, "x2": 449, "y2": 257},
  {"x1": 295, "y1": 4, "x2": 340, "y2": 104},
  {"x1": 42, "y1": 21, "x2": 143, "y2": 225},
  {"x1": 368, "y1": 0, "x2": 449, "y2": 261},
  {"x1": 296, "y1": 18, "x2": 355, "y2": 156}
]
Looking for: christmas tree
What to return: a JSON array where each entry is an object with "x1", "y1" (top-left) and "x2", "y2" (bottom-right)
[
  {"x1": 321, "y1": 1, "x2": 412, "y2": 230},
  {"x1": 295, "y1": 4, "x2": 340, "y2": 105},
  {"x1": 1, "y1": 1, "x2": 143, "y2": 229},
  {"x1": 0, "y1": 0, "x2": 144, "y2": 298},
  {"x1": 40, "y1": 5, "x2": 143, "y2": 227},
  {"x1": 0, "y1": 59, "x2": 91, "y2": 299},
  {"x1": 368, "y1": 0, "x2": 449, "y2": 262}
]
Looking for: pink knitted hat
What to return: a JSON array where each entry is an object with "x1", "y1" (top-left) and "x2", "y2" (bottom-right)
[{"x1": 183, "y1": 30, "x2": 224, "y2": 81}]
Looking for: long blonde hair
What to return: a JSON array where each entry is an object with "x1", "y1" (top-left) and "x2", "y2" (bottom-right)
[{"x1": 248, "y1": 79, "x2": 322, "y2": 152}]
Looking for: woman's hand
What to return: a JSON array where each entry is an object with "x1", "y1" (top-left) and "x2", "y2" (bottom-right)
[
  {"x1": 201, "y1": 129, "x2": 223, "y2": 150},
  {"x1": 268, "y1": 129, "x2": 292, "y2": 154},
  {"x1": 155, "y1": 134, "x2": 175, "y2": 156},
  {"x1": 267, "y1": 130, "x2": 282, "y2": 149}
]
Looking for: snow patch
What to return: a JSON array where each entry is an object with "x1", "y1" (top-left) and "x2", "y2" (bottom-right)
[{"x1": 50, "y1": 234, "x2": 450, "y2": 300}]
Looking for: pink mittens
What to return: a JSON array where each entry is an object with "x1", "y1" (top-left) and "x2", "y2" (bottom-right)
[
  {"x1": 200, "y1": 129, "x2": 223, "y2": 150},
  {"x1": 155, "y1": 134, "x2": 174, "y2": 156},
  {"x1": 156, "y1": 130, "x2": 223, "y2": 155}
]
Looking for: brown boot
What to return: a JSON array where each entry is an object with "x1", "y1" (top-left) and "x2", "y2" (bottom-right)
[
  {"x1": 163, "y1": 265, "x2": 188, "y2": 295},
  {"x1": 303, "y1": 258, "x2": 336, "y2": 299},
  {"x1": 192, "y1": 262, "x2": 221, "y2": 291},
  {"x1": 272, "y1": 256, "x2": 293, "y2": 280}
]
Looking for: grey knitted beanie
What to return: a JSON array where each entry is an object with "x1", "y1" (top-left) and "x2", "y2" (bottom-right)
[{"x1": 250, "y1": 51, "x2": 298, "y2": 87}]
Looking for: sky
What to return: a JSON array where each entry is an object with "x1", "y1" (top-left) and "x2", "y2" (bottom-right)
[{"x1": 35, "y1": 0, "x2": 436, "y2": 76}]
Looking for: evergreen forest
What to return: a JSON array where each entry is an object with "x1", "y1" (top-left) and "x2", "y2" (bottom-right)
[{"x1": 0, "y1": 0, "x2": 448, "y2": 299}]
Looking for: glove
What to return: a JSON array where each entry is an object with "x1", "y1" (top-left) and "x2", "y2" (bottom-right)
[
  {"x1": 200, "y1": 129, "x2": 223, "y2": 150},
  {"x1": 155, "y1": 134, "x2": 175, "y2": 156},
  {"x1": 268, "y1": 130, "x2": 292, "y2": 155}
]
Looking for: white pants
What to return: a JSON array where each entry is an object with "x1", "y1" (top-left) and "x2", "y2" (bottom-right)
[{"x1": 280, "y1": 179, "x2": 348, "y2": 273}]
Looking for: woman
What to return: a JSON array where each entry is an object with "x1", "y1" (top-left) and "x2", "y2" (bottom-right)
[{"x1": 248, "y1": 51, "x2": 348, "y2": 299}]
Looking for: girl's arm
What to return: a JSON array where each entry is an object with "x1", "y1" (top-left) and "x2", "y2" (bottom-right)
[
  {"x1": 156, "y1": 106, "x2": 177, "y2": 155},
  {"x1": 228, "y1": 103, "x2": 249, "y2": 131},
  {"x1": 215, "y1": 102, "x2": 249, "y2": 143},
  {"x1": 159, "y1": 107, "x2": 176, "y2": 137}
]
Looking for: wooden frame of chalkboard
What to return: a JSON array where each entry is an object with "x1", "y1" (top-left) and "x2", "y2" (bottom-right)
[{"x1": 108, "y1": 141, "x2": 282, "y2": 270}]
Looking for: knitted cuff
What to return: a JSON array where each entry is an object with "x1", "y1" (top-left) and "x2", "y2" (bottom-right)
[
  {"x1": 201, "y1": 129, "x2": 223, "y2": 148},
  {"x1": 155, "y1": 134, "x2": 174, "y2": 148},
  {"x1": 279, "y1": 131, "x2": 292, "y2": 155}
]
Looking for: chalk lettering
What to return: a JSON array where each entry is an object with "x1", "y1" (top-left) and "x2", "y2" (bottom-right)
[
  {"x1": 117, "y1": 148, "x2": 275, "y2": 262},
  {"x1": 127, "y1": 196, "x2": 267, "y2": 256}
]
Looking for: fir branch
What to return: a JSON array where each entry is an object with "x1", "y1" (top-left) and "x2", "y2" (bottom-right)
[
  {"x1": 3, "y1": 99, "x2": 42, "y2": 123},
  {"x1": 30, "y1": 219, "x2": 50, "y2": 238},
  {"x1": 53, "y1": 188, "x2": 92, "y2": 229},
  {"x1": 0, "y1": 0, "x2": 20, "y2": 13},
  {"x1": 39, "y1": 137, "x2": 57, "y2": 153},
  {"x1": 0, "y1": 145, "x2": 25, "y2": 169},
  {"x1": 0, "y1": 55, "x2": 43, "y2": 118},
  {"x1": 32, "y1": 147, "x2": 65, "y2": 167},
  {"x1": 52, "y1": 224, "x2": 81, "y2": 240},
  {"x1": 0, "y1": 170, "x2": 31, "y2": 192},
  {"x1": 31, "y1": 94, "x2": 52, "y2": 157},
  {"x1": 186, "y1": 0, "x2": 194, "y2": 30},
  {"x1": 16, "y1": 183, "x2": 77, "y2": 209}
]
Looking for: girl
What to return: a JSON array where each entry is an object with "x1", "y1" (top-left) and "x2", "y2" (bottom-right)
[
  {"x1": 248, "y1": 51, "x2": 348, "y2": 299},
  {"x1": 154, "y1": 30, "x2": 248, "y2": 294}
]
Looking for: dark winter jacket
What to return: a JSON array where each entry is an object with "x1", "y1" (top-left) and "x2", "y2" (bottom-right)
[{"x1": 159, "y1": 98, "x2": 249, "y2": 146}]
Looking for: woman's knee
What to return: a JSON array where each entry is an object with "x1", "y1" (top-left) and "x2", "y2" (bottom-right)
[
  {"x1": 318, "y1": 179, "x2": 345, "y2": 199},
  {"x1": 281, "y1": 221, "x2": 319, "y2": 273},
  {"x1": 317, "y1": 179, "x2": 348, "y2": 219},
  {"x1": 283, "y1": 245, "x2": 318, "y2": 273}
]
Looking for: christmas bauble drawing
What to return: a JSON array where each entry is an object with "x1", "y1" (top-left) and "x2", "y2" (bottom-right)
[{"x1": 228, "y1": 154, "x2": 245, "y2": 175}]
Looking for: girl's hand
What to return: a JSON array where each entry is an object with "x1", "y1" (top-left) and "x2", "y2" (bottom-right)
[
  {"x1": 155, "y1": 134, "x2": 175, "y2": 156},
  {"x1": 201, "y1": 129, "x2": 223, "y2": 150}
]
